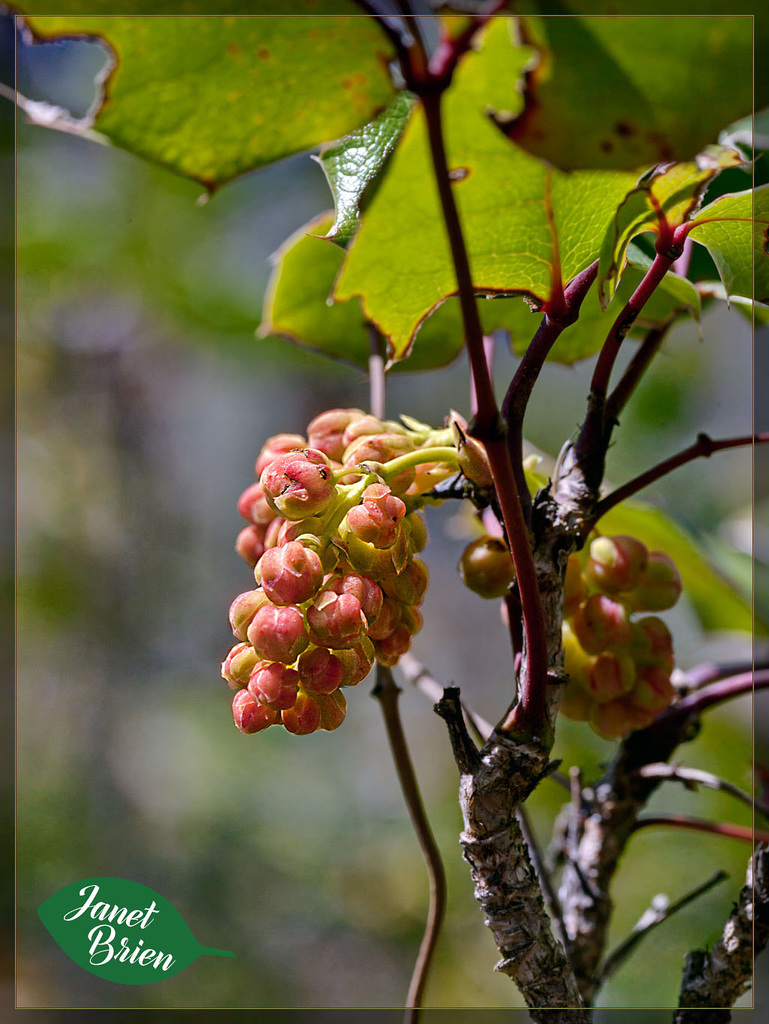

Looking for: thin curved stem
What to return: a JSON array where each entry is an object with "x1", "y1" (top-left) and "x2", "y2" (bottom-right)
[
  {"x1": 419, "y1": 87, "x2": 549, "y2": 739},
  {"x1": 631, "y1": 814, "x2": 769, "y2": 845},
  {"x1": 366, "y1": 321, "x2": 387, "y2": 421},
  {"x1": 590, "y1": 432, "x2": 769, "y2": 527},
  {"x1": 372, "y1": 666, "x2": 447, "y2": 1022},
  {"x1": 604, "y1": 322, "x2": 671, "y2": 425}
]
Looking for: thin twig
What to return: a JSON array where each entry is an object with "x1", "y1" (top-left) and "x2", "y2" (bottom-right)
[
  {"x1": 604, "y1": 322, "x2": 671, "y2": 425},
  {"x1": 372, "y1": 666, "x2": 447, "y2": 1023},
  {"x1": 501, "y1": 261, "x2": 598, "y2": 520},
  {"x1": 516, "y1": 804, "x2": 570, "y2": 955},
  {"x1": 661, "y1": 669, "x2": 769, "y2": 725},
  {"x1": 631, "y1": 814, "x2": 769, "y2": 845},
  {"x1": 634, "y1": 763, "x2": 763, "y2": 817},
  {"x1": 590, "y1": 432, "x2": 769, "y2": 525},
  {"x1": 398, "y1": 652, "x2": 493, "y2": 744},
  {"x1": 574, "y1": 250, "x2": 677, "y2": 489},
  {"x1": 366, "y1": 321, "x2": 387, "y2": 421},
  {"x1": 598, "y1": 870, "x2": 728, "y2": 986}
]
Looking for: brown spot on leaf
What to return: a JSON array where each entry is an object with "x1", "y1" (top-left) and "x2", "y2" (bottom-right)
[
  {"x1": 227, "y1": 42, "x2": 240, "y2": 56},
  {"x1": 600, "y1": 140, "x2": 614, "y2": 153},
  {"x1": 257, "y1": 47, "x2": 270, "y2": 60},
  {"x1": 614, "y1": 121, "x2": 634, "y2": 137}
]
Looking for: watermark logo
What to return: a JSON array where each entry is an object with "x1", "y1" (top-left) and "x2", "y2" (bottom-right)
[{"x1": 38, "y1": 877, "x2": 235, "y2": 984}]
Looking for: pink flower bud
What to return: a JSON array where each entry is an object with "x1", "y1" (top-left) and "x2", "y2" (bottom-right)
[
  {"x1": 221, "y1": 642, "x2": 259, "y2": 690},
  {"x1": 307, "y1": 590, "x2": 366, "y2": 650},
  {"x1": 629, "y1": 665, "x2": 674, "y2": 713},
  {"x1": 450, "y1": 411, "x2": 493, "y2": 488},
  {"x1": 588, "y1": 651, "x2": 636, "y2": 703},
  {"x1": 586, "y1": 535, "x2": 648, "y2": 594},
  {"x1": 281, "y1": 691, "x2": 321, "y2": 735},
  {"x1": 342, "y1": 414, "x2": 388, "y2": 447},
  {"x1": 260, "y1": 448, "x2": 337, "y2": 520},
  {"x1": 235, "y1": 524, "x2": 267, "y2": 568},
  {"x1": 373, "y1": 624, "x2": 411, "y2": 667},
  {"x1": 628, "y1": 616, "x2": 674, "y2": 671},
  {"x1": 237, "y1": 482, "x2": 278, "y2": 526},
  {"x1": 255, "y1": 433, "x2": 306, "y2": 478},
  {"x1": 623, "y1": 552, "x2": 683, "y2": 612},
  {"x1": 590, "y1": 698, "x2": 653, "y2": 741},
  {"x1": 298, "y1": 646, "x2": 346, "y2": 694},
  {"x1": 264, "y1": 517, "x2": 286, "y2": 549},
  {"x1": 343, "y1": 434, "x2": 416, "y2": 494},
  {"x1": 559, "y1": 679, "x2": 594, "y2": 722},
  {"x1": 307, "y1": 409, "x2": 365, "y2": 461},
  {"x1": 563, "y1": 555, "x2": 586, "y2": 619},
  {"x1": 257, "y1": 541, "x2": 324, "y2": 606},
  {"x1": 382, "y1": 559, "x2": 429, "y2": 606},
  {"x1": 248, "y1": 661, "x2": 300, "y2": 710},
  {"x1": 229, "y1": 589, "x2": 270, "y2": 641},
  {"x1": 232, "y1": 689, "x2": 279, "y2": 734},
  {"x1": 326, "y1": 572, "x2": 383, "y2": 625},
  {"x1": 337, "y1": 638, "x2": 375, "y2": 686},
  {"x1": 346, "y1": 484, "x2": 406, "y2": 548},
  {"x1": 367, "y1": 597, "x2": 403, "y2": 640},
  {"x1": 404, "y1": 512, "x2": 428, "y2": 554},
  {"x1": 571, "y1": 594, "x2": 632, "y2": 655},
  {"x1": 317, "y1": 690, "x2": 347, "y2": 732},
  {"x1": 247, "y1": 603, "x2": 309, "y2": 664},
  {"x1": 458, "y1": 536, "x2": 515, "y2": 599}
]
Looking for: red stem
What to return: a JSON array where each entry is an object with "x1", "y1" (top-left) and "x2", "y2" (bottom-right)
[
  {"x1": 419, "y1": 87, "x2": 549, "y2": 739},
  {"x1": 632, "y1": 814, "x2": 769, "y2": 845},
  {"x1": 590, "y1": 432, "x2": 768, "y2": 526},
  {"x1": 667, "y1": 669, "x2": 769, "y2": 721},
  {"x1": 576, "y1": 251, "x2": 676, "y2": 476}
]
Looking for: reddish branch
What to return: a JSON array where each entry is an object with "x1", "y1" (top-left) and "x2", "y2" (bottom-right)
[
  {"x1": 590, "y1": 432, "x2": 769, "y2": 526},
  {"x1": 419, "y1": 86, "x2": 549, "y2": 740},
  {"x1": 631, "y1": 815, "x2": 769, "y2": 845}
]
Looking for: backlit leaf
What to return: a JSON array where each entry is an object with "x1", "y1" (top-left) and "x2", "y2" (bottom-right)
[
  {"x1": 19, "y1": 8, "x2": 396, "y2": 188},
  {"x1": 688, "y1": 186, "x2": 769, "y2": 305},
  {"x1": 501, "y1": 15, "x2": 754, "y2": 172}
]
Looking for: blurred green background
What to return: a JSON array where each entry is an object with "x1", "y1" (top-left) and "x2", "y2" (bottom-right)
[{"x1": 10, "y1": 11, "x2": 768, "y2": 1015}]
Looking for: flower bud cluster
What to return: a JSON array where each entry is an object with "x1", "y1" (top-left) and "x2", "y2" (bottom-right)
[
  {"x1": 223, "y1": 409, "x2": 449, "y2": 736},
  {"x1": 558, "y1": 534, "x2": 683, "y2": 740}
]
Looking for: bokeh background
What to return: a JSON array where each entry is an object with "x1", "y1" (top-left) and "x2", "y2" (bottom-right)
[{"x1": 9, "y1": 9, "x2": 769, "y2": 1016}]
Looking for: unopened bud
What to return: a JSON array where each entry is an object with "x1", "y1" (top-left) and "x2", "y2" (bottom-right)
[
  {"x1": 229, "y1": 589, "x2": 270, "y2": 641},
  {"x1": 297, "y1": 646, "x2": 346, "y2": 695},
  {"x1": 327, "y1": 572, "x2": 383, "y2": 625},
  {"x1": 232, "y1": 689, "x2": 279, "y2": 734},
  {"x1": 346, "y1": 483, "x2": 406, "y2": 548},
  {"x1": 260, "y1": 448, "x2": 337, "y2": 520},
  {"x1": 624, "y1": 552, "x2": 683, "y2": 612},
  {"x1": 588, "y1": 650, "x2": 636, "y2": 703},
  {"x1": 307, "y1": 590, "x2": 366, "y2": 649},
  {"x1": 382, "y1": 559, "x2": 429, "y2": 605},
  {"x1": 235, "y1": 524, "x2": 267, "y2": 568},
  {"x1": 317, "y1": 690, "x2": 347, "y2": 731},
  {"x1": 373, "y1": 624, "x2": 412, "y2": 667},
  {"x1": 629, "y1": 665, "x2": 674, "y2": 713},
  {"x1": 282, "y1": 691, "x2": 322, "y2": 735},
  {"x1": 571, "y1": 594, "x2": 632, "y2": 654},
  {"x1": 307, "y1": 409, "x2": 365, "y2": 461},
  {"x1": 237, "y1": 482, "x2": 278, "y2": 526},
  {"x1": 257, "y1": 541, "x2": 324, "y2": 606},
  {"x1": 563, "y1": 554, "x2": 586, "y2": 619},
  {"x1": 450, "y1": 411, "x2": 493, "y2": 488},
  {"x1": 458, "y1": 536, "x2": 515, "y2": 599},
  {"x1": 247, "y1": 603, "x2": 309, "y2": 664},
  {"x1": 248, "y1": 661, "x2": 300, "y2": 710},
  {"x1": 221, "y1": 642, "x2": 259, "y2": 690},
  {"x1": 586, "y1": 535, "x2": 648, "y2": 594},
  {"x1": 255, "y1": 433, "x2": 307, "y2": 477}
]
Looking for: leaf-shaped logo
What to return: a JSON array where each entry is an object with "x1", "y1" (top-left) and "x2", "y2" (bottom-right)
[{"x1": 38, "y1": 878, "x2": 234, "y2": 984}]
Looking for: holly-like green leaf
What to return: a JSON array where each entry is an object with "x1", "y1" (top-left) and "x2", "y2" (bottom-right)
[
  {"x1": 19, "y1": 8, "x2": 396, "y2": 188},
  {"x1": 511, "y1": 244, "x2": 700, "y2": 363},
  {"x1": 263, "y1": 212, "x2": 585, "y2": 370},
  {"x1": 501, "y1": 15, "x2": 754, "y2": 172},
  {"x1": 688, "y1": 186, "x2": 769, "y2": 305},
  {"x1": 596, "y1": 146, "x2": 746, "y2": 307},
  {"x1": 334, "y1": 17, "x2": 638, "y2": 358},
  {"x1": 38, "y1": 877, "x2": 234, "y2": 984},
  {"x1": 598, "y1": 502, "x2": 755, "y2": 635},
  {"x1": 317, "y1": 91, "x2": 417, "y2": 248}
]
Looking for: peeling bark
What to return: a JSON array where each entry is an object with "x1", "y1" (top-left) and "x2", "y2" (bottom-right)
[{"x1": 675, "y1": 843, "x2": 769, "y2": 1023}]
